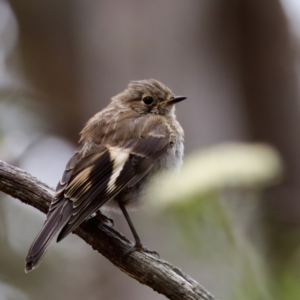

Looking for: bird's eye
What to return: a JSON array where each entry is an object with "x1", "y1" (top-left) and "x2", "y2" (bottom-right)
[{"x1": 142, "y1": 96, "x2": 154, "y2": 105}]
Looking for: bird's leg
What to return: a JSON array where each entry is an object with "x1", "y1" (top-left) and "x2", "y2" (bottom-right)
[{"x1": 118, "y1": 201, "x2": 159, "y2": 258}]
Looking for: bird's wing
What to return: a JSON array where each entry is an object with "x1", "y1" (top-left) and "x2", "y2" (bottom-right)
[{"x1": 51, "y1": 121, "x2": 170, "y2": 242}]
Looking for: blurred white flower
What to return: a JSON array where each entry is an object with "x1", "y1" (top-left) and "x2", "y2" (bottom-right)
[{"x1": 150, "y1": 143, "x2": 283, "y2": 207}]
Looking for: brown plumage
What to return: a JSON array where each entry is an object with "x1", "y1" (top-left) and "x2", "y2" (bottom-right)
[{"x1": 25, "y1": 79, "x2": 186, "y2": 272}]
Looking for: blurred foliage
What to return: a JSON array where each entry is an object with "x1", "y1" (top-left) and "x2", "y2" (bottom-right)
[
  {"x1": 149, "y1": 143, "x2": 291, "y2": 299},
  {"x1": 152, "y1": 143, "x2": 283, "y2": 208},
  {"x1": 278, "y1": 256, "x2": 300, "y2": 300}
]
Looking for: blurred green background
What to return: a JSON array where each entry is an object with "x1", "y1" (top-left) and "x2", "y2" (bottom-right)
[{"x1": 1, "y1": 1, "x2": 300, "y2": 299}]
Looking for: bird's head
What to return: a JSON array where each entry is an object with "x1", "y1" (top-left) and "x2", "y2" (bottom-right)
[{"x1": 113, "y1": 79, "x2": 186, "y2": 116}]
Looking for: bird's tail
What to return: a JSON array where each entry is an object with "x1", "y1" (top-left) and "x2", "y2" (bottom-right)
[{"x1": 25, "y1": 201, "x2": 73, "y2": 273}]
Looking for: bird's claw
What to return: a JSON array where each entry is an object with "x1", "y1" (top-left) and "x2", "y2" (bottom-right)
[
  {"x1": 96, "y1": 211, "x2": 114, "y2": 227},
  {"x1": 123, "y1": 242, "x2": 159, "y2": 261},
  {"x1": 88, "y1": 211, "x2": 114, "y2": 227}
]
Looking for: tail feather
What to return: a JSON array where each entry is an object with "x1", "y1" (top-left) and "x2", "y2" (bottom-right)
[{"x1": 25, "y1": 200, "x2": 73, "y2": 273}]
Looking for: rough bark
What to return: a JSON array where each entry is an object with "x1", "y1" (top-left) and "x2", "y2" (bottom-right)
[{"x1": 0, "y1": 160, "x2": 216, "y2": 300}]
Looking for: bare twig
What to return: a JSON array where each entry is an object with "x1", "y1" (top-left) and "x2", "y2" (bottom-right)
[{"x1": 0, "y1": 160, "x2": 216, "y2": 300}]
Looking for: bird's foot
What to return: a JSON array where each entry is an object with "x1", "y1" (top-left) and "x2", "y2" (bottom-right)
[
  {"x1": 97, "y1": 211, "x2": 114, "y2": 227},
  {"x1": 123, "y1": 241, "x2": 159, "y2": 261},
  {"x1": 88, "y1": 210, "x2": 114, "y2": 227}
]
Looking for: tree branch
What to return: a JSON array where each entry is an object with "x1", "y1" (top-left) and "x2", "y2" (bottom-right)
[{"x1": 0, "y1": 160, "x2": 217, "y2": 300}]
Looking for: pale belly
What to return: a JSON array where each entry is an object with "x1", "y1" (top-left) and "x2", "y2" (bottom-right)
[{"x1": 103, "y1": 140, "x2": 184, "y2": 211}]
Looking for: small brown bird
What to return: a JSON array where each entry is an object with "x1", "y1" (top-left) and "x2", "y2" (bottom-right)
[{"x1": 25, "y1": 79, "x2": 186, "y2": 272}]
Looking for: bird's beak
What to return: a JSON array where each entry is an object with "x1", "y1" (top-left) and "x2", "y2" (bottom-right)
[{"x1": 167, "y1": 96, "x2": 187, "y2": 105}]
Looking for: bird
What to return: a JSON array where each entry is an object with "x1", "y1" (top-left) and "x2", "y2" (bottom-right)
[{"x1": 25, "y1": 79, "x2": 186, "y2": 272}]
